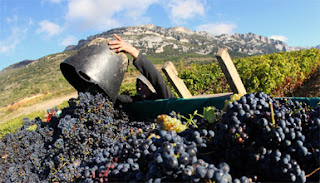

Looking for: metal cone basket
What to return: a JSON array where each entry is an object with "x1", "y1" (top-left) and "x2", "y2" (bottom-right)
[{"x1": 60, "y1": 37, "x2": 128, "y2": 102}]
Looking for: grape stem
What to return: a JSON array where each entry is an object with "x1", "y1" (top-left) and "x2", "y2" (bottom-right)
[
  {"x1": 178, "y1": 110, "x2": 200, "y2": 128},
  {"x1": 58, "y1": 162, "x2": 67, "y2": 171},
  {"x1": 306, "y1": 167, "x2": 320, "y2": 178},
  {"x1": 269, "y1": 101, "x2": 276, "y2": 128},
  {"x1": 199, "y1": 151, "x2": 216, "y2": 155}
]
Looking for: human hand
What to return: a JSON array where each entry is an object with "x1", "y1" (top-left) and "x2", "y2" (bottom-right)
[{"x1": 108, "y1": 34, "x2": 139, "y2": 59}]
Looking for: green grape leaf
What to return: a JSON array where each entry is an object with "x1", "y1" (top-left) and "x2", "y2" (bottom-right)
[{"x1": 203, "y1": 106, "x2": 216, "y2": 123}]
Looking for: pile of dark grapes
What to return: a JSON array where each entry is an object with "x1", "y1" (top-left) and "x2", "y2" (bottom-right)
[
  {"x1": 211, "y1": 92, "x2": 320, "y2": 182},
  {"x1": 0, "y1": 91, "x2": 319, "y2": 182}
]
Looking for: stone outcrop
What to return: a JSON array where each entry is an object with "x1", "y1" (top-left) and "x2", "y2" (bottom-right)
[{"x1": 65, "y1": 24, "x2": 299, "y2": 56}]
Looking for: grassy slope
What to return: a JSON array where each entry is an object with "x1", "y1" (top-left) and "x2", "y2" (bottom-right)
[
  {"x1": 0, "y1": 49, "x2": 214, "y2": 109},
  {"x1": 1, "y1": 48, "x2": 319, "y2": 137},
  {"x1": 0, "y1": 51, "x2": 77, "y2": 108}
]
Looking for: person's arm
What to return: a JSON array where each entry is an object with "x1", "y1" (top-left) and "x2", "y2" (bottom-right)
[
  {"x1": 108, "y1": 34, "x2": 174, "y2": 100},
  {"x1": 133, "y1": 53, "x2": 174, "y2": 99},
  {"x1": 109, "y1": 34, "x2": 139, "y2": 105},
  {"x1": 108, "y1": 34, "x2": 139, "y2": 59}
]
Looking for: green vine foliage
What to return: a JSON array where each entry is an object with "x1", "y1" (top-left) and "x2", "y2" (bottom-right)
[
  {"x1": 179, "y1": 63, "x2": 231, "y2": 96},
  {"x1": 119, "y1": 82, "x2": 137, "y2": 96},
  {"x1": 119, "y1": 49, "x2": 319, "y2": 98},
  {"x1": 179, "y1": 48, "x2": 320, "y2": 97}
]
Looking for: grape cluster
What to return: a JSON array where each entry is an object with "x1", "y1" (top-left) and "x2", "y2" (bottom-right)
[
  {"x1": 156, "y1": 114, "x2": 187, "y2": 132},
  {"x1": 140, "y1": 129, "x2": 238, "y2": 183},
  {"x1": 0, "y1": 91, "x2": 319, "y2": 183},
  {"x1": 211, "y1": 92, "x2": 320, "y2": 182},
  {"x1": 0, "y1": 116, "x2": 56, "y2": 182}
]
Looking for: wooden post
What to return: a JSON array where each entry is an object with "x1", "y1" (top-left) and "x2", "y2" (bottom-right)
[
  {"x1": 216, "y1": 48, "x2": 247, "y2": 95},
  {"x1": 162, "y1": 61, "x2": 193, "y2": 98}
]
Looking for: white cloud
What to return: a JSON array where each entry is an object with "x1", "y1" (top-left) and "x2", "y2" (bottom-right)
[
  {"x1": 0, "y1": 37, "x2": 18, "y2": 53},
  {"x1": 167, "y1": 0, "x2": 205, "y2": 24},
  {"x1": 0, "y1": 15, "x2": 30, "y2": 54},
  {"x1": 61, "y1": 35, "x2": 78, "y2": 46},
  {"x1": 65, "y1": 0, "x2": 158, "y2": 30},
  {"x1": 28, "y1": 18, "x2": 34, "y2": 26},
  {"x1": 269, "y1": 35, "x2": 288, "y2": 42},
  {"x1": 6, "y1": 15, "x2": 18, "y2": 23},
  {"x1": 0, "y1": 27, "x2": 28, "y2": 54},
  {"x1": 196, "y1": 23, "x2": 237, "y2": 36},
  {"x1": 36, "y1": 20, "x2": 62, "y2": 36}
]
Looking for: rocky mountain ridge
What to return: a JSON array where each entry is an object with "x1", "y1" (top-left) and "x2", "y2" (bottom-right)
[
  {"x1": 65, "y1": 24, "x2": 299, "y2": 56},
  {"x1": 0, "y1": 60, "x2": 37, "y2": 73}
]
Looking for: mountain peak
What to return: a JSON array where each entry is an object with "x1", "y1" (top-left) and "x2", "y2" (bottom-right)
[
  {"x1": 168, "y1": 26, "x2": 194, "y2": 34},
  {"x1": 139, "y1": 24, "x2": 157, "y2": 29},
  {"x1": 1, "y1": 60, "x2": 36, "y2": 72},
  {"x1": 65, "y1": 25, "x2": 300, "y2": 56}
]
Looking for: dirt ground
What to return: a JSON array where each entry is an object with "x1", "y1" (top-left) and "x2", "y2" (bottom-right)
[{"x1": 0, "y1": 92, "x2": 78, "y2": 123}]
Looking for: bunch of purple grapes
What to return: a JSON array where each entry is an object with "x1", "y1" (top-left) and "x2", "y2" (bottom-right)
[
  {"x1": 0, "y1": 91, "x2": 319, "y2": 183},
  {"x1": 0, "y1": 117, "x2": 53, "y2": 182},
  {"x1": 210, "y1": 92, "x2": 319, "y2": 182}
]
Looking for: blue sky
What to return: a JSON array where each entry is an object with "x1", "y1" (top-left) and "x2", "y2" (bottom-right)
[{"x1": 1, "y1": 0, "x2": 319, "y2": 71}]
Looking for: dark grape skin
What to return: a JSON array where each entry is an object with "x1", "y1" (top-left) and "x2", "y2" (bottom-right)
[
  {"x1": 178, "y1": 152, "x2": 190, "y2": 165},
  {"x1": 0, "y1": 91, "x2": 318, "y2": 182},
  {"x1": 209, "y1": 92, "x2": 319, "y2": 182},
  {"x1": 0, "y1": 92, "x2": 236, "y2": 182}
]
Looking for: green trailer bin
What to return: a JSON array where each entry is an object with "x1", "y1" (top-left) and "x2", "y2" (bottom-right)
[{"x1": 128, "y1": 96, "x2": 320, "y2": 120}]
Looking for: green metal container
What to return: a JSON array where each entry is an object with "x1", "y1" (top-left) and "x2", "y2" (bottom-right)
[{"x1": 128, "y1": 96, "x2": 320, "y2": 120}]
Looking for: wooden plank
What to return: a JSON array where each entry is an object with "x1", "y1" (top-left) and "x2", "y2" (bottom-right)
[
  {"x1": 162, "y1": 61, "x2": 193, "y2": 98},
  {"x1": 190, "y1": 92, "x2": 233, "y2": 99},
  {"x1": 216, "y1": 48, "x2": 247, "y2": 95}
]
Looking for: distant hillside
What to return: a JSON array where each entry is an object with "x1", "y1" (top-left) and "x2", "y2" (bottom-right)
[
  {"x1": 0, "y1": 25, "x2": 313, "y2": 108},
  {"x1": 66, "y1": 24, "x2": 299, "y2": 57},
  {"x1": 0, "y1": 51, "x2": 77, "y2": 108},
  {"x1": 4, "y1": 60, "x2": 36, "y2": 70}
]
